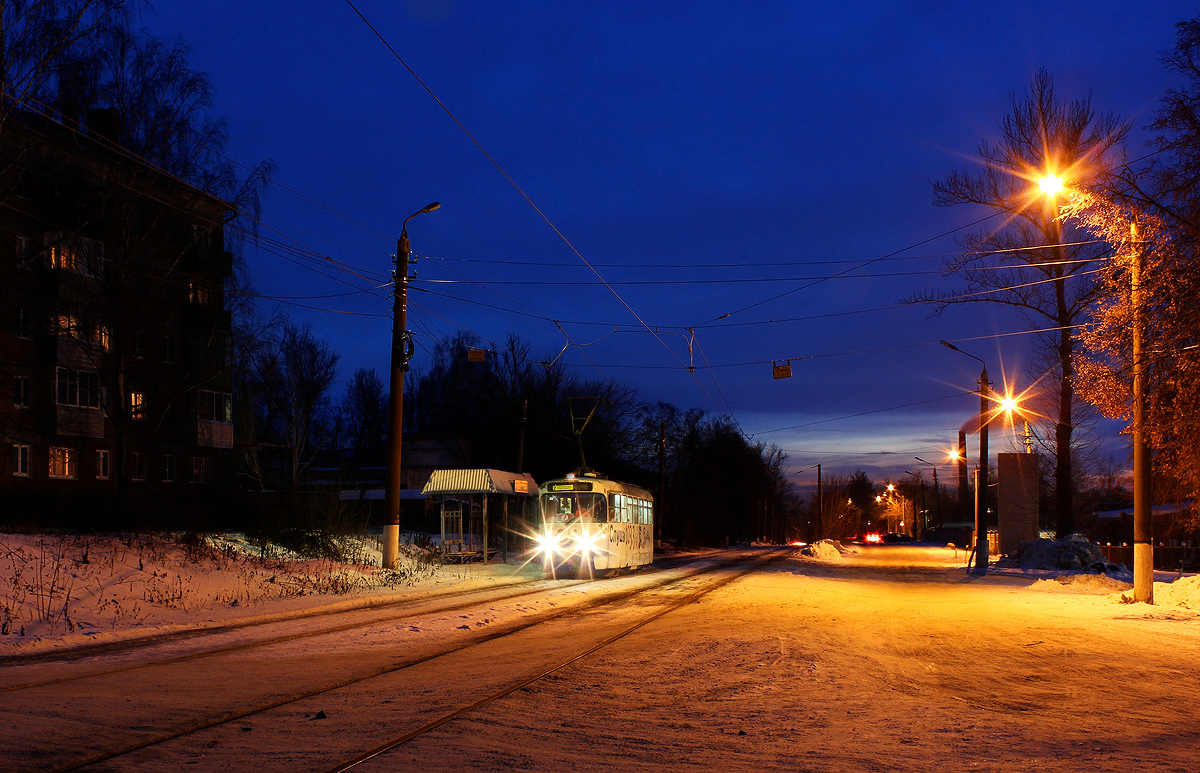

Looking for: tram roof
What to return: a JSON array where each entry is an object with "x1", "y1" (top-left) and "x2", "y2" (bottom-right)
[
  {"x1": 540, "y1": 475, "x2": 654, "y2": 500},
  {"x1": 422, "y1": 469, "x2": 539, "y2": 497}
]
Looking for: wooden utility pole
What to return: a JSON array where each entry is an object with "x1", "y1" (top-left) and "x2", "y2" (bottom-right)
[
  {"x1": 383, "y1": 203, "x2": 440, "y2": 569},
  {"x1": 1131, "y1": 219, "x2": 1154, "y2": 603},
  {"x1": 657, "y1": 419, "x2": 666, "y2": 548}
]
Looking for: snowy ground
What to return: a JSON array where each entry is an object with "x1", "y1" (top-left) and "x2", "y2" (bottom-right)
[
  {"x1": 4, "y1": 533, "x2": 1200, "y2": 772},
  {"x1": 3, "y1": 532, "x2": 1199, "y2": 656},
  {"x1": 0, "y1": 530, "x2": 544, "y2": 655}
]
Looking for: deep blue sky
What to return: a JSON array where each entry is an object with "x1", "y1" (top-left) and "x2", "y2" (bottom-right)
[{"x1": 145, "y1": 0, "x2": 1194, "y2": 486}]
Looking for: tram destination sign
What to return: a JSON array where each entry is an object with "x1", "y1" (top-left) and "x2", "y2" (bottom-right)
[{"x1": 548, "y1": 482, "x2": 594, "y2": 492}]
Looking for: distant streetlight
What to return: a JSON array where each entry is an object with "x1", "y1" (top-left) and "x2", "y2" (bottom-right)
[
  {"x1": 904, "y1": 470, "x2": 926, "y2": 537},
  {"x1": 1042, "y1": 173, "x2": 1153, "y2": 602},
  {"x1": 915, "y1": 455, "x2": 940, "y2": 530},
  {"x1": 940, "y1": 339, "x2": 991, "y2": 575},
  {"x1": 383, "y1": 202, "x2": 441, "y2": 570}
]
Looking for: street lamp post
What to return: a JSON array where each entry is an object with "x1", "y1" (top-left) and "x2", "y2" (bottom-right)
[
  {"x1": 1130, "y1": 219, "x2": 1154, "y2": 603},
  {"x1": 1043, "y1": 176, "x2": 1153, "y2": 603},
  {"x1": 383, "y1": 202, "x2": 441, "y2": 570},
  {"x1": 940, "y1": 340, "x2": 991, "y2": 575},
  {"x1": 915, "y1": 456, "x2": 939, "y2": 530},
  {"x1": 904, "y1": 470, "x2": 927, "y2": 537}
]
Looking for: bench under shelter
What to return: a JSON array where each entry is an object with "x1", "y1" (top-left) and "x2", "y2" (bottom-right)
[{"x1": 421, "y1": 469, "x2": 539, "y2": 564}]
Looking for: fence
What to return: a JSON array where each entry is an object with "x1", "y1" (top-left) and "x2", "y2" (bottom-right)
[{"x1": 1097, "y1": 544, "x2": 1200, "y2": 572}]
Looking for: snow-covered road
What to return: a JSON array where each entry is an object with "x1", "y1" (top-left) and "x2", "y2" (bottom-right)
[{"x1": 4, "y1": 541, "x2": 1200, "y2": 772}]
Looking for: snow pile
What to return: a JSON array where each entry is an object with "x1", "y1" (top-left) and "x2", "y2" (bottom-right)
[
  {"x1": 799, "y1": 539, "x2": 843, "y2": 560},
  {"x1": 0, "y1": 531, "x2": 445, "y2": 647},
  {"x1": 996, "y1": 538, "x2": 1122, "y2": 574},
  {"x1": 1030, "y1": 573, "x2": 1132, "y2": 593},
  {"x1": 1146, "y1": 574, "x2": 1200, "y2": 609}
]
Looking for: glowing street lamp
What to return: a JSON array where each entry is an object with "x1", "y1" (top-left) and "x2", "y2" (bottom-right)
[
  {"x1": 939, "y1": 340, "x2": 991, "y2": 575},
  {"x1": 1040, "y1": 173, "x2": 1153, "y2": 602},
  {"x1": 1039, "y1": 174, "x2": 1064, "y2": 196}
]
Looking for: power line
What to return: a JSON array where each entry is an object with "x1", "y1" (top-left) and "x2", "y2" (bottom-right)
[
  {"x1": 703, "y1": 212, "x2": 1003, "y2": 323},
  {"x1": 341, "y1": 0, "x2": 739, "y2": 423},
  {"x1": 414, "y1": 256, "x2": 1103, "y2": 287}
]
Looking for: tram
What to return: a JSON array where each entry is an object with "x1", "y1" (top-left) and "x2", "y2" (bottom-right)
[{"x1": 535, "y1": 469, "x2": 654, "y2": 578}]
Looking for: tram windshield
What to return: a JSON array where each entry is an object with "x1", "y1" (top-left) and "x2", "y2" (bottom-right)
[{"x1": 541, "y1": 492, "x2": 608, "y2": 523}]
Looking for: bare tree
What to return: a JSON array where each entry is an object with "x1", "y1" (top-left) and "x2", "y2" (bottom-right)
[
  {"x1": 808, "y1": 473, "x2": 858, "y2": 541},
  {"x1": 1062, "y1": 16, "x2": 1200, "y2": 504},
  {"x1": 915, "y1": 69, "x2": 1130, "y2": 538},
  {"x1": 340, "y1": 366, "x2": 386, "y2": 468},
  {"x1": 0, "y1": 0, "x2": 132, "y2": 132}
]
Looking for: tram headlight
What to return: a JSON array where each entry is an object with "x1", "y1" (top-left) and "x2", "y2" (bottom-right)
[
  {"x1": 535, "y1": 532, "x2": 562, "y2": 555},
  {"x1": 574, "y1": 531, "x2": 599, "y2": 555}
]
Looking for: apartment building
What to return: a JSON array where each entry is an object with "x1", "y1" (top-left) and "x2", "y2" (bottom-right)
[{"x1": 0, "y1": 108, "x2": 235, "y2": 523}]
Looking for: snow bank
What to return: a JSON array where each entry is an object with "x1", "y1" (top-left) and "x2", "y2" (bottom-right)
[
  {"x1": 0, "y1": 531, "x2": 451, "y2": 650},
  {"x1": 799, "y1": 539, "x2": 844, "y2": 560},
  {"x1": 1144, "y1": 574, "x2": 1200, "y2": 609},
  {"x1": 1030, "y1": 574, "x2": 1132, "y2": 593},
  {"x1": 996, "y1": 538, "x2": 1122, "y2": 574}
]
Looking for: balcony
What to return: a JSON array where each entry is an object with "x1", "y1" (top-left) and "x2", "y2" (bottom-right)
[
  {"x1": 196, "y1": 420, "x2": 233, "y2": 449},
  {"x1": 56, "y1": 405, "x2": 104, "y2": 438}
]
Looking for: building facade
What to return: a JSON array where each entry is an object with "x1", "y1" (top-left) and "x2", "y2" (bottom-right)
[{"x1": 0, "y1": 109, "x2": 235, "y2": 525}]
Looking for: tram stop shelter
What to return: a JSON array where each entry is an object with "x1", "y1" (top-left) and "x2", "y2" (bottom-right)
[{"x1": 421, "y1": 469, "x2": 539, "y2": 564}]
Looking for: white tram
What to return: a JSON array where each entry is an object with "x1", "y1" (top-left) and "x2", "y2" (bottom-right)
[{"x1": 535, "y1": 470, "x2": 654, "y2": 578}]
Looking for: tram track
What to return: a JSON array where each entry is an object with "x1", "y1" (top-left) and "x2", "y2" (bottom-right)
[
  {"x1": 0, "y1": 551, "x2": 722, "y2": 693},
  {"x1": 326, "y1": 548, "x2": 793, "y2": 773},
  {"x1": 17, "y1": 548, "x2": 791, "y2": 772}
]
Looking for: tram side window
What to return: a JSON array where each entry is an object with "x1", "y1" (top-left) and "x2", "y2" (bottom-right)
[{"x1": 592, "y1": 494, "x2": 608, "y2": 523}]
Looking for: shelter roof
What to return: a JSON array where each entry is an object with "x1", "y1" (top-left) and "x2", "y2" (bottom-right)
[{"x1": 422, "y1": 469, "x2": 538, "y2": 497}]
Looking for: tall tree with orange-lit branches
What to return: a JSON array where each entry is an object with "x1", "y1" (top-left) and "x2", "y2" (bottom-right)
[
  {"x1": 911, "y1": 69, "x2": 1130, "y2": 538},
  {"x1": 1065, "y1": 16, "x2": 1200, "y2": 507}
]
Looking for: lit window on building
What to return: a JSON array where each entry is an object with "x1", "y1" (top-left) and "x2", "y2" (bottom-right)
[
  {"x1": 55, "y1": 312, "x2": 79, "y2": 338},
  {"x1": 129, "y1": 391, "x2": 145, "y2": 421},
  {"x1": 48, "y1": 241, "x2": 82, "y2": 273},
  {"x1": 49, "y1": 447, "x2": 76, "y2": 478},
  {"x1": 93, "y1": 324, "x2": 111, "y2": 350},
  {"x1": 188, "y1": 282, "x2": 211, "y2": 305},
  {"x1": 44, "y1": 234, "x2": 102, "y2": 275}
]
